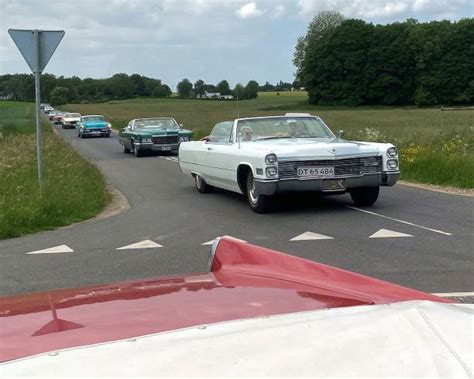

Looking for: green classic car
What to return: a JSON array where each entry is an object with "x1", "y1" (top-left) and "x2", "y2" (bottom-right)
[{"x1": 118, "y1": 117, "x2": 192, "y2": 157}]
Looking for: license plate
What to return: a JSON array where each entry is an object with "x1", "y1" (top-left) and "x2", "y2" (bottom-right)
[
  {"x1": 322, "y1": 179, "x2": 345, "y2": 191},
  {"x1": 161, "y1": 146, "x2": 171, "y2": 151},
  {"x1": 297, "y1": 166, "x2": 334, "y2": 178}
]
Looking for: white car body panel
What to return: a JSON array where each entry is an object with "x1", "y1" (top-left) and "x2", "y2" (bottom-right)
[{"x1": 2, "y1": 301, "x2": 472, "y2": 377}]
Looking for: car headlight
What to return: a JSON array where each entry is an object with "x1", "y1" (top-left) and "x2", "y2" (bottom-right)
[
  {"x1": 106, "y1": 123, "x2": 112, "y2": 129},
  {"x1": 387, "y1": 147, "x2": 398, "y2": 158},
  {"x1": 266, "y1": 167, "x2": 278, "y2": 177},
  {"x1": 144, "y1": 138, "x2": 152, "y2": 143},
  {"x1": 265, "y1": 153, "x2": 277, "y2": 165},
  {"x1": 179, "y1": 136, "x2": 190, "y2": 142},
  {"x1": 387, "y1": 159, "x2": 398, "y2": 170}
]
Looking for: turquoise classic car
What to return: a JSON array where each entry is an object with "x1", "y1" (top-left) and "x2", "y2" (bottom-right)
[
  {"x1": 118, "y1": 117, "x2": 192, "y2": 157},
  {"x1": 77, "y1": 115, "x2": 112, "y2": 138}
]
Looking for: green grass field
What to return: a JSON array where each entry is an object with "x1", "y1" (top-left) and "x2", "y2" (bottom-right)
[
  {"x1": 0, "y1": 101, "x2": 110, "y2": 239},
  {"x1": 64, "y1": 92, "x2": 474, "y2": 188}
]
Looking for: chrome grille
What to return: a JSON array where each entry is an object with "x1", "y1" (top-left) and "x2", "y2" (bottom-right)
[
  {"x1": 152, "y1": 135, "x2": 178, "y2": 144},
  {"x1": 278, "y1": 156, "x2": 383, "y2": 179}
]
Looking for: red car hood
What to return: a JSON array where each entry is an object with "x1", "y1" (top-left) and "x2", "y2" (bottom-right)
[{"x1": 0, "y1": 238, "x2": 448, "y2": 363}]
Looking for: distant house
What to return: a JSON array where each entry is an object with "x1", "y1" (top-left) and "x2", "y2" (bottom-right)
[
  {"x1": 0, "y1": 92, "x2": 13, "y2": 100},
  {"x1": 197, "y1": 91, "x2": 234, "y2": 100}
]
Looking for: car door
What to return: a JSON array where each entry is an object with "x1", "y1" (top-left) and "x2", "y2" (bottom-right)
[
  {"x1": 120, "y1": 121, "x2": 134, "y2": 148},
  {"x1": 203, "y1": 122, "x2": 235, "y2": 190}
]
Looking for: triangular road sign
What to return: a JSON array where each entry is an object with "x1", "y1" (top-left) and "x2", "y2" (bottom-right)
[
  {"x1": 369, "y1": 229, "x2": 413, "y2": 238},
  {"x1": 117, "y1": 240, "x2": 163, "y2": 250},
  {"x1": 8, "y1": 29, "x2": 65, "y2": 72},
  {"x1": 26, "y1": 244, "x2": 73, "y2": 255},
  {"x1": 289, "y1": 231, "x2": 334, "y2": 241}
]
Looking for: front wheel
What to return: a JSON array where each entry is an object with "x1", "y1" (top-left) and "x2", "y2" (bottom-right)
[
  {"x1": 246, "y1": 171, "x2": 272, "y2": 213},
  {"x1": 194, "y1": 174, "x2": 213, "y2": 193},
  {"x1": 350, "y1": 187, "x2": 380, "y2": 206},
  {"x1": 122, "y1": 143, "x2": 130, "y2": 153},
  {"x1": 132, "y1": 142, "x2": 142, "y2": 157}
]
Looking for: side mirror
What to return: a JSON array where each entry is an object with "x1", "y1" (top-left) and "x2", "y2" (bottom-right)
[
  {"x1": 337, "y1": 130, "x2": 345, "y2": 138},
  {"x1": 200, "y1": 136, "x2": 210, "y2": 142}
]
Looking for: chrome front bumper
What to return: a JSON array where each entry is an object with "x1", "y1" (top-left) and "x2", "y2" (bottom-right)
[
  {"x1": 135, "y1": 143, "x2": 179, "y2": 152},
  {"x1": 254, "y1": 172, "x2": 400, "y2": 196}
]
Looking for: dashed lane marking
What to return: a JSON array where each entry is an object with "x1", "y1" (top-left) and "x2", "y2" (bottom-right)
[
  {"x1": 369, "y1": 229, "x2": 413, "y2": 238},
  {"x1": 289, "y1": 231, "x2": 334, "y2": 241},
  {"x1": 117, "y1": 240, "x2": 163, "y2": 250},
  {"x1": 26, "y1": 245, "x2": 74, "y2": 255},
  {"x1": 161, "y1": 156, "x2": 178, "y2": 162},
  {"x1": 346, "y1": 206, "x2": 453, "y2": 236},
  {"x1": 202, "y1": 235, "x2": 247, "y2": 245}
]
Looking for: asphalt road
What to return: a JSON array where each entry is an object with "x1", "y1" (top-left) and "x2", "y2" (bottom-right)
[{"x1": 1, "y1": 124, "x2": 473, "y2": 297}]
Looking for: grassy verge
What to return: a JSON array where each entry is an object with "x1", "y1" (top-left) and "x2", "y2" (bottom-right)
[
  {"x1": 63, "y1": 92, "x2": 474, "y2": 189},
  {"x1": 0, "y1": 101, "x2": 110, "y2": 239}
]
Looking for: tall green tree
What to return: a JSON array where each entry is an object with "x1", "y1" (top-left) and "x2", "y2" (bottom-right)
[
  {"x1": 233, "y1": 83, "x2": 245, "y2": 99},
  {"x1": 49, "y1": 87, "x2": 69, "y2": 106},
  {"x1": 244, "y1": 80, "x2": 259, "y2": 99},
  {"x1": 293, "y1": 10, "x2": 344, "y2": 86},
  {"x1": 216, "y1": 80, "x2": 231, "y2": 95},
  {"x1": 177, "y1": 78, "x2": 193, "y2": 98},
  {"x1": 194, "y1": 79, "x2": 205, "y2": 97}
]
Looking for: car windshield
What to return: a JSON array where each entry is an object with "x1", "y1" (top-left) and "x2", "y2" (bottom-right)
[
  {"x1": 237, "y1": 117, "x2": 335, "y2": 141},
  {"x1": 134, "y1": 118, "x2": 178, "y2": 130},
  {"x1": 66, "y1": 113, "x2": 81, "y2": 118},
  {"x1": 82, "y1": 116, "x2": 106, "y2": 122}
]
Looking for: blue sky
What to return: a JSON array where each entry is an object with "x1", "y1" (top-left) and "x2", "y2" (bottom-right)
[{"x1": 1, "y1": 0, "x2": 472, "y2": 89}]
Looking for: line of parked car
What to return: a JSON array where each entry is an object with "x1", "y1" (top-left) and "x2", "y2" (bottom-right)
[{"x1": 41, "y1": 103, "x2": 400, "y2": 213}]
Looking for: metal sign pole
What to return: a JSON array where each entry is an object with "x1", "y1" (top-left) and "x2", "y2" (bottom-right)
[
  {"x1": 9, "y1": 28, "x2": 65, "y2": 194},
  {"x1": 33, "y1": 29, "x2": 44, "y2": 194}
]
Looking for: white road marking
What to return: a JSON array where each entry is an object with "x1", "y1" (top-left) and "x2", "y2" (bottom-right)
[
  {"x1": 290, "y1": 231, "x2": 334, "y2": 241},
  {"x1": 369, "y1": 229, "x2": 413, "y2": 239},
  {"x1": 117, "y1": 240, "x2": 163, "y2": 250},
  {"x1": 202, "y1": 235, "x2": 247, "y2": 245},
  {"x1": 161, "y1": 156, "x2": 178, "y2": 162},
  {"x1": 346, "y1": 206, "x2": 453, "y2": 236},
  {"x1": 432, "y1": 292, "x2": 474, "y2": 297},
  {"x1": 26, "y1": 244, "x2": 74, "y2": 255}
]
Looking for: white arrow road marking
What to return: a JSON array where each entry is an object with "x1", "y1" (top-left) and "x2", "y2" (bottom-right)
[
  {"x1": 201, "y1": 235, "x2": 247, "y2": 245},
  {"x1": 290, "y1": 231, "x2": 334, "y2": 241},
  {"x1": 26, "y1": 244, "x2": 73, "y2": 255},
  {"x1": 369, "y1": 229, "x2": 413, "y2": 238},
  {"x1": 346, "y1": 206, "x2": 452, "y2": 236},
  {"x1": 117, "y1": 240, "x2": 163, "y2": 250}
]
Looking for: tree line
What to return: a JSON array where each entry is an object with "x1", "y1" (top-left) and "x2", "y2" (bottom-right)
[
  {"x1": 294, "y1": 12, "x2": 474, "y2": 106},
  {"x1": 0, "y1": 72, "x2": 294, "y2": 105},
  {"x1": 0, "y1": 73, "x2": 172, "y2": 105},
  {"x1": 175, "y1": 79, "x2": 293, "y2": 99}
]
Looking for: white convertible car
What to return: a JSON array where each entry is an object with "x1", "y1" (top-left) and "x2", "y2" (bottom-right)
[{"x1": 178, "y1": 114, "x2": 399, "y2": 212}]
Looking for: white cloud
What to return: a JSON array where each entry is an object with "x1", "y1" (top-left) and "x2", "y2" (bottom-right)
[
  {"x1": 272, "y1": 4, "x2": 286, "y2": 19},
  {"x1": 236, "y1": 2, "x2": 265, "y2": 19},
  {"x1": 296, "y1": 0, "x2": 471, "y2": 22}
]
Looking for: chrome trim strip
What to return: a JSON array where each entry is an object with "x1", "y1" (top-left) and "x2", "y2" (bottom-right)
[{"x1": 207, "y1": 237, "x2": 222, "y2": 272}]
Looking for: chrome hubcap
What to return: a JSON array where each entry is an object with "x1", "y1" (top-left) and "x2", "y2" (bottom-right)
[
  {"x1": 249, "y1": 178, "x2": 258, "y2": 204},
  {"x1": 196, "y1": 175, "x2": 202, "y2": 188}
]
